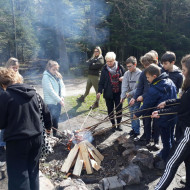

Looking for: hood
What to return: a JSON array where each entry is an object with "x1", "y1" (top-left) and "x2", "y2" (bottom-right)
[
  {"x1": 172, "y1": 65, "x2": 182, "y2": 73},
  {"x1": 151, "y1": 73, "x2": 176, "y2": 94},
  {"x1": 7, "y1": 83, "x2": 36, "y2": 99}
]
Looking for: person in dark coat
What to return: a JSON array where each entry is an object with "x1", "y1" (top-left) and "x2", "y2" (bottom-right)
[
  {"x1": 77, "y1": 46, "x2": 104, "y2": 109},
  {"x1": 153, "y1": 54, "x2": 190, "y2": 190},
  {"x1": 97, "y1": 52, "x2": 125, "y2": 131},
  {"x1": 0, "y1": 68, "x2": 52, "y2": 190},
  {"x1": 134, "y1": 64, "x2": 177, "y2": 162}
]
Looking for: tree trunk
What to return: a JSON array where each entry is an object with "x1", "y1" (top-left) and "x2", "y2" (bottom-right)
[{"x1": 10, "y1": 0, "x2": 17, "y2": 58}]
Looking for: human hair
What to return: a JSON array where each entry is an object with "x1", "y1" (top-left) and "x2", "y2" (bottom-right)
[
  {"x1": 147, "y1": 50, "x2": 158, "y2": 64},
  {"x1": 140, "y1": 54, "x2": 155, "y2": 67},
  {"x1": 46, "y1": 60, "x2": 62, "y2": 79},
  {"x1": 144, "y1": 64, "x2": 161, "y2": 77},
  {"x1": 92, "y1": 46, "x2": 102, "y2": 59},
  {"x1": 161, "y1": 51, "x2": 176, "y2": 63},
  {"x1": 126, "y1": 56, "x2": 137, "y2": 65},
  {"x1": 181, "y1": 54, "x2": 190, "y2": 91},
  {"x1": 105, "y1": 52, "x2": 116, "y2": 61},
  {"x1": 144, "y1": 52, "x2": 158, "y2": 64},
  {"x1": 5, "y1": 57, "x2": 19, "y2": 68},
  {"x1": 0, "y1": 67, "x2": 23, "y2": 88}
]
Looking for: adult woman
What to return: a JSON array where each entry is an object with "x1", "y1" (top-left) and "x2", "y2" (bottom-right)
[
  {"x1": 97, "y1": 52, "x2": 125, "y2": 131},
  {"x1": 152, "y1": 54, "x2": 190, "y2": 190},
  {"x1": 42, "y1": 60, "x2": 65, "y2": 137},
  {"x1": 77, "y1": 46, "x2": 104, "y2": 109},
  {"x1": 0, "y1": 68, "x2": 52, "y2": 190}
]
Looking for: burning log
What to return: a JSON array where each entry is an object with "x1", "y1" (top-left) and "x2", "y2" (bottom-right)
[{"x1": 61, "y1": 140, "x2": 104, "y2": 176}]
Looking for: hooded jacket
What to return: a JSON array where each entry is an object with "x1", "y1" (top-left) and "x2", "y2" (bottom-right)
[
  {"x1": 0, "y1": 83, "x2": 52, "y2": 142},
  {"x1": 161, "y1": 65, "x2": 183, "y2": 93},
  {"x1": 135, "y1": 73, "x2": 177, "y2": 125}
]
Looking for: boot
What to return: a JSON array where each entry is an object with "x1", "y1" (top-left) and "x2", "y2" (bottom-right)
[
  {"x1": 90, "y1": 100, "x2": 99, "y2": 109},
  {"x1": 115, "y1": 125, "x2": 122, "y2": 131},
  {"x1": 77, "y1": 95, "x2": 85, "y2": 102}
]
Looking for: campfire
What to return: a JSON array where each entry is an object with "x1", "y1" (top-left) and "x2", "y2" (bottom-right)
[{"x1": 61, "y1": 131, "x2": 104, "y2": 176}]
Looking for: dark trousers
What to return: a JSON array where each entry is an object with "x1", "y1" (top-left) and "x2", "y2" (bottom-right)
[
  {"x1": 155, "y1": 127, "x2": 190, "y2": 190},
  {"x1": 105, "y1": 92, "x2": 122, "y2": 125},
  {"x1": 47, "y1": 104, "x2": 61, "y2": 136},
  {"x1": 143, "y1": 112, "x2": 152, "y2": 142},
  {"x1": 6, "y1": 134, "x2": 42, "y2": 190}
]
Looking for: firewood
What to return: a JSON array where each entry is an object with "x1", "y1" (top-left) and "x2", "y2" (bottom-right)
[
  {"x1": 90, "y1": 159, "x2": 101, "y2": 171},
  {"x1": 85, "y1": 141, "x2": 104, "y2": 161},
  {"x1": 61, "y1": 144, "x2": 79, "y2": 173},
  {"x1": 87, "y1": 147, "x2": 101, "y2": 165},
  {"x1": 78, "y1": 141, "x2": 93, "y2": 174},
  {"x1": 73, "y1": 151, "x2": 83, "y2": 176}
]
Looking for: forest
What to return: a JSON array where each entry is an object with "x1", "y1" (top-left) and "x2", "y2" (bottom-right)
[{"x1": 0, "y1": 0, "x2": 190, "y2": 72}]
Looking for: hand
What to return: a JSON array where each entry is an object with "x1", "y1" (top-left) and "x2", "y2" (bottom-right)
[
  {"x1": 60, "y1": 100, "x2": 64, "y2": 107},
  {"x1": 129, "y1": 98, "x2": 135, "y2": 106},
  {"x1": 96, "y1": 93, "x2": 101, "y2": 99},
  {"x1": 151, "y1": 111, "x2": 160, "y2": 118},
  {"x1": 126, "y1": 93, "x2": 130, "y2": 98},
  {"x1": 133, "y1": 114, "x2": 137, "y2": 119},
  {"x1": 137, "y1": 96, "x2": 143, "y2": 102},
  {"x1": 157, "y1": 101, "x2": 166, "y2": 109},
  {"x1": 120, "y1": 98, "x2": 125, "y2": 103},
  {"x1": 119, "y1": 76, "x2": 123, "y2": 82}
]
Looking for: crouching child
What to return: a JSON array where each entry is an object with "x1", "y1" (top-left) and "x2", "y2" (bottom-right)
[{"x1": 133, "y1": 64, "x2": 177, "y2": 163}]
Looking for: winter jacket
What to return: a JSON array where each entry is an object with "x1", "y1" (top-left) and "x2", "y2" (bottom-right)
[
  {"x1": 87, "y1": 55, "x2": 104, "y2": 76},
  {"x1": 0, "y1": 84, "x2": 52, "y2": 142},
  {"x1": 135, "y1": 73, "x2": 177, "y2": 125},
  {"x1": 121, "y1": 68, "x2": 142, "y2": 99},
  {"x1": 159, "y1": 87, "x2": 190, "y2": 134},
  {"x1": 42, "y1": 70, "x2": 65, "y2": 105},
  {"x1": 161, "y1": 65, "x2": 183, "y2": 93},
  {"x1": 133, "y1": 70, "x2": 150, "y2": 100},
  {"x1": 98, "y1": 62, "x2": 125, "y2": 99}
]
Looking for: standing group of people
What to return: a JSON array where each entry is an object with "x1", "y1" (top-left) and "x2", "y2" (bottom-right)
[{"x1": 0, "y1": 46, "x2": 190, "y2": 190}]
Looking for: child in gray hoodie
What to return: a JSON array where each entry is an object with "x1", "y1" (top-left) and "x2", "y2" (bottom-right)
[{"x1": 121, "y1": 56, "x2": 142, "y2": 137}]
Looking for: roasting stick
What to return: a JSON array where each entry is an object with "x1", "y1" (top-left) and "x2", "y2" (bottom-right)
[{"x1": 80, "y1": 107, "x2": 94, "y2": 130}]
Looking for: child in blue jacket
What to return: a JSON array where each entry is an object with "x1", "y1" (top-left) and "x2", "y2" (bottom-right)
[{"x1": 134, "y1": 64, "x2": 177, "y2": 162}]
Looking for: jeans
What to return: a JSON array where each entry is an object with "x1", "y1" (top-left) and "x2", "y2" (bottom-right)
[
  {"x1": 47, "y1": 104, "x2": 61, "y2": 136},
  {"x1": 142, "y1": 110, "x2": 152, "y2": 142},
  {"x1": 6, "y1": 134, "x2": 42, "y2": 190},
  {"x1": 128, "y1": 98, "x2": 140, "y2": 134},
  {"x1": 0, "y1": 129, "x2": 5, "y2": 147}
]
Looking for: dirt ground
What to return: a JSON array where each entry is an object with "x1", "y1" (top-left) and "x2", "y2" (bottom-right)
[{"x1": 0, "y1": 75, "x2": 187, "y2": 190}]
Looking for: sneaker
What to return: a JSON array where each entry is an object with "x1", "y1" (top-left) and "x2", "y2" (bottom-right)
[
  {"x1": 146, "y1": 142, "x2": 152, "y2": 149},
  {"x1": 115, "y1": 125, "x2": 122, "y2": 131},
  {"x1": 139, "y1": 134, "x2": 146, "y2": 141},
  {"x1": 152, "y1": 143, "x2": 160, "y2": 151},
  {"x1": 129, "y1": 129, "x2": 135, "y2": 135},
  {"x1": 77, "y1": 95, "x2": 85, "y2": 102},
  {"x1": 89, "y1": 101, "x2": 99, "y2": 109},
  {"x1": 130, "y1": 132, "x2": 140, "y2": 138}
]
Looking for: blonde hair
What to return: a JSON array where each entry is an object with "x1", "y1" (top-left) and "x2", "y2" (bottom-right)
[
  {"x1": 5, "y1": 57, "x2": 19, "y2": 68},
  {"x1": 92, "y1": 46, "x2": 102, "y2": 59},
  {"x1": 105, "y1": 52, "x2": 116, "y2": 61},
  {"x1": 0, "y1": 67, "x2": 23, "y2": 88},
  {"x1": 46, "y1": 60, "x2": 62, "y2": 79}
]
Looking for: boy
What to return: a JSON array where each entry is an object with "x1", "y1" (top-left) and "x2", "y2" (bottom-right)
[
  {"x1": 129, "y1": 54, "x2": 157, "y2": 145},
  {"x1": 134, "y1": 64, "x2": 177, "y2": 163},
  {"x1": 120, "y1": 56, "x2": 142, "y2": 137},
  {"x1": 161, "y1": 51, "x2": 183, "y2": 144}
]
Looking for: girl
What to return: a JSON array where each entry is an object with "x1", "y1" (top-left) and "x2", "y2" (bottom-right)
[
  {"x1": 42, "y1": 60, "x2": 65, "y2": 137},
  {"x1": 152, "y1": 54, "x2": 190, "y2": 190}
]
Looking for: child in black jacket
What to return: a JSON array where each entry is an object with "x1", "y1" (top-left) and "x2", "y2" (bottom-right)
[{"x1": 153, "y1": 54, "x2": 190, "y2": 190}]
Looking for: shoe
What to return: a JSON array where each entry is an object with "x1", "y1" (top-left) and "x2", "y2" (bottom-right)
[
  {"x1": 111, "y1": 125, "x2": 116, "y2": 132},
  {"x1": 130, "y1": 132, "x2": 140, "y2": 138},
  {"x1": 146, "y1": 142, "x2": 152, "y2": 149},
  {"x1": 129, "y1": 129, "x2": 135, "y2": 135},
  {"x1": 115, "y1": 125, "x2": 122, "y2": 131},
  {"x1": 77, "y1": 95, "x2": 85, "y2": 102},
  {"x1": 173, "y1": 187, "x2": 190, "y2": 190},
  {"x1": 180, "y1": 176, "x2": 186, "y2": 184},
  {"x1": 152, "y1": 143, "x2": 160, "y2": 151},
  {"x1": 139, "y1": 134, "x2": 146, "y2": 141},
  {"x1": 89, "y1": 100, "x2": 99, "y2": 109}
]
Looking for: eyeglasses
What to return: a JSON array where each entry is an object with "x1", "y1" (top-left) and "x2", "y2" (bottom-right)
[
  {"x1": 126, "y1": 65, "x2": 133, "y2": 68},
  {"x1": 94, "y1": 51, "x2": 99, "y2": 53}
]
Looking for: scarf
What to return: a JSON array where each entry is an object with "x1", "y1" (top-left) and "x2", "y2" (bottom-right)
[{"x1": 106, "y1": 61, "x2": 118, "y2": 75}]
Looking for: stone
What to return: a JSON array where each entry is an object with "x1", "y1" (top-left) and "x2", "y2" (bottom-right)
[
  {"x1": 39, "y1": 171, "x2": 54, "y2": 190},
  {"x1": 122, "y1": 148, "x2": 136, "y2": 157},
  {"x1": 118, "y1": 163, "x2": 142, "y2": 185}
]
